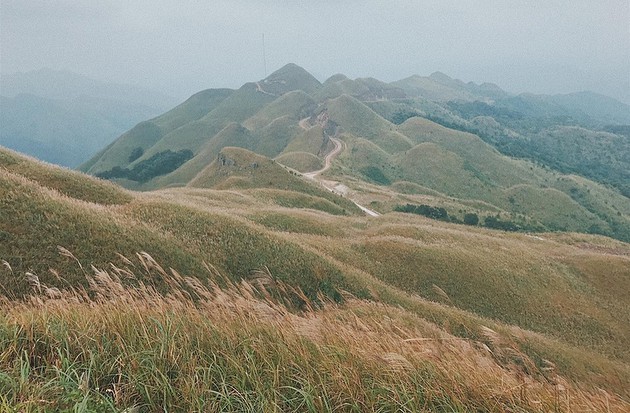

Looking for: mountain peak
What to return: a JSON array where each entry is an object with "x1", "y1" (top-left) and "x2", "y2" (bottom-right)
[
  {"x1": 324, "y1": 73, "x2": 349, "y2": 83},
  {"x1": 260, "y1": 63, "x2": 322, "y2": 96},
  {"x1": 272, "y1": 62, "x2": 306, "y2": 73},
  {"x1": 429, "y1": 71, "x2": 453, "y2": 82}
]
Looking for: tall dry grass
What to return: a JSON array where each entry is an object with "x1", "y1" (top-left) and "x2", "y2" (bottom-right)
[{"x1": 0, "y1": 249, "x2": 628, "y2": 412}]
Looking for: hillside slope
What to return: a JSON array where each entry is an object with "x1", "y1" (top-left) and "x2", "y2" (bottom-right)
[{"x1": 2, "y1": 149, "x2": 630, "y2": 410}]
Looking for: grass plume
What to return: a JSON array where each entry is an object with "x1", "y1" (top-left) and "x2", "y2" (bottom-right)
[{"x1": 0, "y1": 250, "x2": 628, "y2": 412}]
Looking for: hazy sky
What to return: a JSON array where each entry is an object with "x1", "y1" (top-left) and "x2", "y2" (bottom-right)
[{"x1": 2, "y1": 0, "x2": 629, "y2": 103}]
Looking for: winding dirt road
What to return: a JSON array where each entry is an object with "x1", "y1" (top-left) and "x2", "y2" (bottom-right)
[
  {"x1": 298, "y1": 118, "x2": 380, "y2": 217},
  {"x1": 303, "y1": 137, "x2": 343, "y2": 179}
]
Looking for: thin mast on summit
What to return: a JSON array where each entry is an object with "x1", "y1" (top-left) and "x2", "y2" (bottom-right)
[{"x1": 262, "y1": 33, "x2": 267, "y2": 77}]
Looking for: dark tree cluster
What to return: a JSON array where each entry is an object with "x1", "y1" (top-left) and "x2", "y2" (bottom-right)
[
  {"x1": 97, "y1": 149, "x2": 193, "y2": 183},
  {"x1": 391, "y1": 109, "x2": 421, "y2": 125},
  {"x1": 463, "y1": 213, "x2": 479, "y2": 226},
  {"x1": 394, "y1": 203, "x2": 449, "y2": 221},
  {"x1": 483, "y1": 216, "x2": 519, "y2": 232},
  {"x1": 128, "y1": 147, "x2": 144, "y2": 162},
  {"x1": 394, "y1": 204, "x2": 548, "y2": 234}
]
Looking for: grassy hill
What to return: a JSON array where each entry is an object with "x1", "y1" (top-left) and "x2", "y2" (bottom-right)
[
  {"x1": 526, "y1": 126, "x2": 630, "y2": 197},
  {"x1": 280, "y1": 125, "x2": 329, "y2": 156},
  {"x1": 2, "y1": 149, "x2": 630, "y2": 410},
  {"x1": 316, "y1": 74, "x2": 406, "y2": 101},
  {"x1": 325, "y1": 95, "x2": 413, "y2": 153},
  {"x1": 256, "y1": 63, "x2": 322, "y2": 96},
  {"x1": 391, "y1": 72, "x2": 499, "y2": 102},
  {"x1": 81, "y1": 64, "x2": 630, "y2": 243},
  {"x1": 242, "y1": 90, "x2": 316, "y2": 130},
  {"x1": 187, "y1": 147, "x2": 358, "y2": 214},
  {"x1": 79, "y1": 88, "x2": 234, "y2": 174},
  {"x1": 274, "y1": 151, "x2": 323, "y2": 172},
  {"x1": 328, "y1": 115, "x2": 630, "y2": 241}
]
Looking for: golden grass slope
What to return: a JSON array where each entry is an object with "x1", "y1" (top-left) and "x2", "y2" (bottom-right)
[
  {"x1": 2, "y1": 259, "x2": 628, "y2": 411},
  {"x1": 2, "y1": 146, "x2": 630, "y2": 407},
  {"x1": 1, "y1": 147, "x2": 132, "y2": 205}
]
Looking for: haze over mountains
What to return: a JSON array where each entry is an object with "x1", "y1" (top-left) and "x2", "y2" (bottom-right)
[
  {"x1": 77, "y1": 63, "x2": 630, "y2": 242},
  {"x1": 0, "y1": 69, "x2": 176, "y2": 167}
]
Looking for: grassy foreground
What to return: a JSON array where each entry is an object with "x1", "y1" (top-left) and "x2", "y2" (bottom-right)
[
  {"x1": 2, "y1": 147, "x2": 630, "y2": 411},
  {"x1": 0, "y1": 252, "x2": 628, "y2": 412}
]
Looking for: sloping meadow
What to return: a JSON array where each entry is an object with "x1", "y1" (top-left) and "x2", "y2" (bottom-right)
[
  {"x1": 1, "y1": 148, "x2": 630, "y2": 410},
  {"x1": 1, "y1": 252, "x2": 629, "y2": 412}
]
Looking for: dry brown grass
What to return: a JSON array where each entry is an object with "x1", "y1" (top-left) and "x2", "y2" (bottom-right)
[
  {"x1": 3, "y1": 154, "x2": 630, "y2": 410},
  {"x1": 1, "y1": 250, "x2": 628, "y2": 412}
]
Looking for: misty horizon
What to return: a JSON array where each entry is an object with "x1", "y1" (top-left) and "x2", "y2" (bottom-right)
[
  {"x1": 1, "y1": 1, "x2": 628, "y2": 104},
  {"x1": 2, "y1": 64, "x2": 629, "y2": 107}
]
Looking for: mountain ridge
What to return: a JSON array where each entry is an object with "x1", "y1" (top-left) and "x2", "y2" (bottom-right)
[{"x1": 70, "y1": 63, "x2": 630, "y2": 242}]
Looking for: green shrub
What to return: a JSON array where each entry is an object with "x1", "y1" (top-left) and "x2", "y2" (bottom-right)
[{"x1": 463, "y1": 213, "x2": 479, "y2": 226}]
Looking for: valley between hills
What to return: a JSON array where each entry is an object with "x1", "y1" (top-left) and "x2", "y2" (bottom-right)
[{"x1": 1, "y1": 64, "x2": 629, "y2": 411}]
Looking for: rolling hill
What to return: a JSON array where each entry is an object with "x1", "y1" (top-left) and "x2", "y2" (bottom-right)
[
  {"x1": 78, "y1": 63, "x2": 630, "y2": 243},
  {"x1": 1, "y1": 145, "x2": 629, "y2": 410}
]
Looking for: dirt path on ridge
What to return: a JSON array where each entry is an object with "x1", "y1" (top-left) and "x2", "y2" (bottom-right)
[
  {"x1": 303, "y1": 137, "x2": 343, "y2": 179},
  {"x1": 298, "y1": 117, "x2": 380, "y2": 217},
  {"x1": 255, "y1": 82, "x2": 276, "y2": 97}
]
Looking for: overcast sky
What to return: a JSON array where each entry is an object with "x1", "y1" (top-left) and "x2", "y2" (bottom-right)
[{"x1": 2, "y1": 0, "x2": 629, "y2": 103}]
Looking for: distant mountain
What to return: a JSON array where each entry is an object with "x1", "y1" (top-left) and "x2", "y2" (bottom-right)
[
  {"x1": 0, "y1": 69, "x2": 177, "y2": 167},
  {"x1": 495, "y1": 91, "x2": 630, "y2": 126},
  {"x1": 81, "y1": 63, "x2": 630, "y2": 241},
  {"x1": 541, "y1": 91, "x2": 630, "y2": 125},
  {"x1": 1, "y1": 68, "x2": 176, "y2": 109},
  {"x1": 391, "y1": 72, "x2": 509, "y2": 102},
  {"x1": 0, "y1": 93, "x2": 165, "y2": 168}
]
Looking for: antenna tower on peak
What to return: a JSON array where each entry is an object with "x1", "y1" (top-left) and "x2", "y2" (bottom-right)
[{"x1": 262, "y1": 33, "x2": 267, "y2": 78}]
